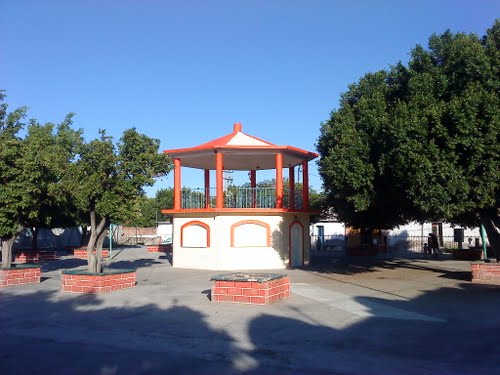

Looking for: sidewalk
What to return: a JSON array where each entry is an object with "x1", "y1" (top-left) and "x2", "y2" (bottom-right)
[{"x1": 1, "y1": 247, "x2": 498, "y2": 375}]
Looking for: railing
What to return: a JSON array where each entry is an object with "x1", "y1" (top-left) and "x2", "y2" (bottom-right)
[
  {"x1": 310, "y1": 234, "x2": 484, "y2": 255},
  {"x1": 180, "y1": 186, "x2": 304, "y2": 210}
]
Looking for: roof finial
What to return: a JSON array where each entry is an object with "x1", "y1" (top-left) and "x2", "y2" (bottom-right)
[{"x1": 233, "y1": 122, "x2": 242, "y2": 132}]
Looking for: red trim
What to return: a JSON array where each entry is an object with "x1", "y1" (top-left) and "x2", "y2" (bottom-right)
[
  {"x1": 302, "y1": 161, "x2": 309, "y2": 210},
  {"x1": 164, "y1": 145, "x2": 317, "y2": 159},
  {"x1": 204, "y1": 169, "x2": 210, "y2": 209},
  {"x1": 180, "y1": 221, "x2": 210, "y2": 248},
  {"x1": 216, "y1": 152, "x2": 224, "y2": 208},
  {"x1": 275, "y1": 153, "x2": 283, "y2": 209},
  {"x1": 174, "y1": 158, "x2": 181, "y2": 210},
  {"x1": 230, "y1": 220, "x2": 271, "y2": 247},
  {"x1": 288, "y1": 166, "x2": 295, "y2": 211},
  {"x1": 250, "y1": 170, "x2": 256, "y2": 209},
  {"x1": 288, "y1": 220, "x2": 305, "y2": 267},
  {"x1": 161, "y1": 208, "x2": 321, "y2": 214}
]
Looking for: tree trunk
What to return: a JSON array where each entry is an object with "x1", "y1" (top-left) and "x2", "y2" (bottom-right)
[
  {"x1": 1, "y1": 236, "x2": 16, "y2": 269},
  {"x1": 32, "y1": 227, "x2": 38, "y2": 251},
  {"x1": 95, "y1": 230, "x2": 106, "y2": 273},
  {"x1": 87, "y1": 210, "x2": 108, "y2": 273},
  {"x1": 481, "y1": 215, "x2": 500, "y2": 262}
]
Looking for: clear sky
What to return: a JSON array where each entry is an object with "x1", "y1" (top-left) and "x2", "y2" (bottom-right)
[{"x1": 2, "y1": 1, "x2": 498, "y2": 196}]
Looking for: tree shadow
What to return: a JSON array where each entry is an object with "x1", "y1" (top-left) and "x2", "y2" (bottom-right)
[
  {"x1": 0, "y1": 289, "x2": 239, "y2": 375},
  {"x1": 2, "y1": 267, "x2": 498, "y2": 374},
  {"x1": 245, "y1": 282, "x2": 500, "y2": 374},
  {"x1": 305, "y1": 256, "x2": 474, "y2": 282}
]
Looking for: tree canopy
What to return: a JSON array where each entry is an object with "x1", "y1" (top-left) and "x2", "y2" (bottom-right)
[
  {"x1": 317, "y1": 21, "x2": 499, "y2": 258},
  {"x1": 1, "y1": 92, "x2": 82, "y2": 267}
]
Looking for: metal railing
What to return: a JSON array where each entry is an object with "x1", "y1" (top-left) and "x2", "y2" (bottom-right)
[
  {"x1": 310, "y1": 235, "x2": 484, "y2": 255},
  {"x1": 180, "y1": 186, "x2": 304, "y2": 209}
]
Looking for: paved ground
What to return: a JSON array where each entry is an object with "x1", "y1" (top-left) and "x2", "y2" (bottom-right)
[{"x1": 1, "y1": 247, "x2": 499, "y2": 375}]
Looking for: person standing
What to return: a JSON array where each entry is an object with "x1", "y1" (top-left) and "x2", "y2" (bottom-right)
[{"x1": 428, "y1": 233, "x2": 439, "y2": 258}]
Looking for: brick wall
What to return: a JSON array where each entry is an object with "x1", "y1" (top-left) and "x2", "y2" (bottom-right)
[
  {"x1": 0, "y1": 266, "x2": 41, "y2": 287},
  {"x1": 14, "y1": 250, "x2": 57, "y2": 263},
  {"x1": 146, "y1": 244, "x2": 172, "y2": 253},
  {"x1": 471, "y1": 263, "x2": 500, "y2": 285},
  {"x1": 211, "y1": 277, "x2": 291, "y2": 305},
  {"x1": 73, "y1": 248, "x2": 109, "y2": 259},
  {"x1": 61, "y1": 271, "x2": 136, "y2": 293}
]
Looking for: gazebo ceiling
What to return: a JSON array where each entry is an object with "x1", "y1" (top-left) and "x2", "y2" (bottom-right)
[{"x1": 163, "y1": 123, "x2": 318, "y2": 170}]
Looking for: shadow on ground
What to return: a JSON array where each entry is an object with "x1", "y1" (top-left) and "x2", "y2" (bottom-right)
[
  {"x1": 308, "y1": 254, "x2": 475, "y2": 282},
  {"x1": 1, "y1": 278, "x2": 499, "y2": 374}
]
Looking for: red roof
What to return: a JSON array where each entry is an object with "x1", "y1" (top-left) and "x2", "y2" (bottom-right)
[{"x1": 163, "y1": 123, "x2": 318, "y2": 170}]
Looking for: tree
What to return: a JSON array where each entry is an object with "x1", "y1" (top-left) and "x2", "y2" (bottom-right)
[
  {"x1": 317, "y1": 21, "x2": 500, "y2": 259},
  {"x1": 1, "y1": 92, "x2": 81, "y2": 268},
  {"x1": 67, "y1": 128, "x2": 171, "y2": 273}
]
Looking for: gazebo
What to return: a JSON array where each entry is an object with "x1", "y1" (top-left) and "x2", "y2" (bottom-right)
[{"x1": 162, "y1": 122, "x2": 318, "y2": 270}]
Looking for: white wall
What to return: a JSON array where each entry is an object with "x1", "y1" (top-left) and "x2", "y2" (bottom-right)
[
  {"x1": 156, "y1": 223, "x2": 173, "y2": 243},
  {"x1": 172, "y1": 212, "x2": 311, "y2": 270}
]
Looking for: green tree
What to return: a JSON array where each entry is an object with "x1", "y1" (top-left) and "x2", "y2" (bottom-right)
[
  {"x1": 317, "y1": 21, "x2": 500, "y2": 259},
  {"x1": 67, "y1": 128, "x2": 171, "y2": 273},
  {"x1": 0, "y1": 92, "x2": 81, "y2": 268}
]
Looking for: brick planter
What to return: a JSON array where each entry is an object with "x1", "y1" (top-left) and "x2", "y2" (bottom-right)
[
  {"x1": 0, "y1": 265, "x2": 41, "y2": 288},
  {"x1": 211, "y1": 273, "x2": 290, "y2": 305},
  {"x1": 14, "y1": 250, "x2": 57, "y2": 263},
  {"x1": 73, "y1": 248, "x2": 110, "y2": 259},
  {"x1": 61, "y1": 269, "x2": 136, "y2": 293},
  {"x1": 453, "y1": 249, "x2": 483, "y2": 261},
  {"x1": 146, "y1": 244, "x2": 172, "y2": 253},
  {"x1": 471, "y1": 262, "x2": 500, "y2": 285}
]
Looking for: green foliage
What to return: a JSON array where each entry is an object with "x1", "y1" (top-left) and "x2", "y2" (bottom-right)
[
  {"x1": 318, "y1": 21, "x2": 500, "y2": 235},
  {"x1": 68, "y1": 128, "x2": 171, "y2": 225},
  {"x1": 126, "y1": 188, "x2": 174, "y2": 227},
  {"x1": 0, "y1": 92, "x2": 82, "y2": 239}
]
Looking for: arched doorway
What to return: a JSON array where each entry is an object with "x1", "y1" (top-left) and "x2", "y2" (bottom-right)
[{"x1": 289, "y1": 221, "x2": 304, "y2": 267}]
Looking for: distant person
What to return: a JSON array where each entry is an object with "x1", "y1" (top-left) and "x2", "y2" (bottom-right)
[
  {"x1": 428, "y1": 233, "x2": 439, "y2": 258},
  {"x1": 423, "y1": 242, "x2": 430, "y2": 255}
]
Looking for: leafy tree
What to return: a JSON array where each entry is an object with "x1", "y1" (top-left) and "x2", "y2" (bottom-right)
[
  {"x1": 0, "y1": 92, "x2": 81, "y2": 268},
  {"x1": 67, "y1": 129, "x2": 171, "y2": 273},
  {"x1": 318, "y1": 21, "x2": 500, "y2": 259}
]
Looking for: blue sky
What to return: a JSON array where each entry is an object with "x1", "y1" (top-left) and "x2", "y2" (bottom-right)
[{"x1": 2, "y1": 1, "x2": 498, "y2": 196}]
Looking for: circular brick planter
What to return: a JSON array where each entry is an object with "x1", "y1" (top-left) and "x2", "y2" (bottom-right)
[
  {"x1": 0, "y1": 265, "x2": 41, "y2": 288},
  {"x1": 73, "y1": 248, "x2": 110, "y2": 259},
  {"x1": 61, "y1": 269, "x2": 136, "y2": 293},
  {"x1": 14, "y1": 249, "x2": 57, "y2": 263},
  {"x1": 471, "y1": 262, "x2": 500, "y2": 286}
]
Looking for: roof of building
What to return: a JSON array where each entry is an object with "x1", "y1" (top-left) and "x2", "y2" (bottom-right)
[{"x1": 163, "y1": 123, "x2": 318, "y2": 170}]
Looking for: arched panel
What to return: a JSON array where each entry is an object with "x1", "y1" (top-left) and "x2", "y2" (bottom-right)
[
  {"x1": 181, "y1": 221, "x2": 210, "y2": 248},
  {"x1": 231, "y1": 220, "x2": 271, "y2": 247}
]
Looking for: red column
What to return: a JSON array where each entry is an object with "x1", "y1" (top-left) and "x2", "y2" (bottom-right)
[
  {"x1": 302, "y1": 160, "x2": 309, "y2": 210},
  {"x1": 289, "y1": 166, "x2": 295, "y2": 211},
  {"x1": 275, "y1": 153, "x2": 283, "y2": 209},
  {"x1": 174, "y1": 158, "x2": 181, "y2": 210},
  {"x1": 204, "y1": 169, "x2": 210, "y2": 209},
  {"x1": 216, "y1": 152, "x2": 224, "y2": 208},
  {"x1": 250, "y1": 170, "x2": 257, "y2": 208}
]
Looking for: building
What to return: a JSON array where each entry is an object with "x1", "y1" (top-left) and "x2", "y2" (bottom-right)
[{"x1": 162, "y1": 123, "x2": 318, "y2": 270}]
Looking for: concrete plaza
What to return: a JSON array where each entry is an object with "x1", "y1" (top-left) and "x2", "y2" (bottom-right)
[{"x1": 1, "y1": 247, "x2": 499, "y2": 375}]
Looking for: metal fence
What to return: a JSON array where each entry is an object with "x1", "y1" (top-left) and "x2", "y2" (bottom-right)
[
  {"x1": 181, "y1": 186, "x2": 304, "y2": 209},
  {"x1": 310, "y1": 234, "x2": 484, "y2": 255}
]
